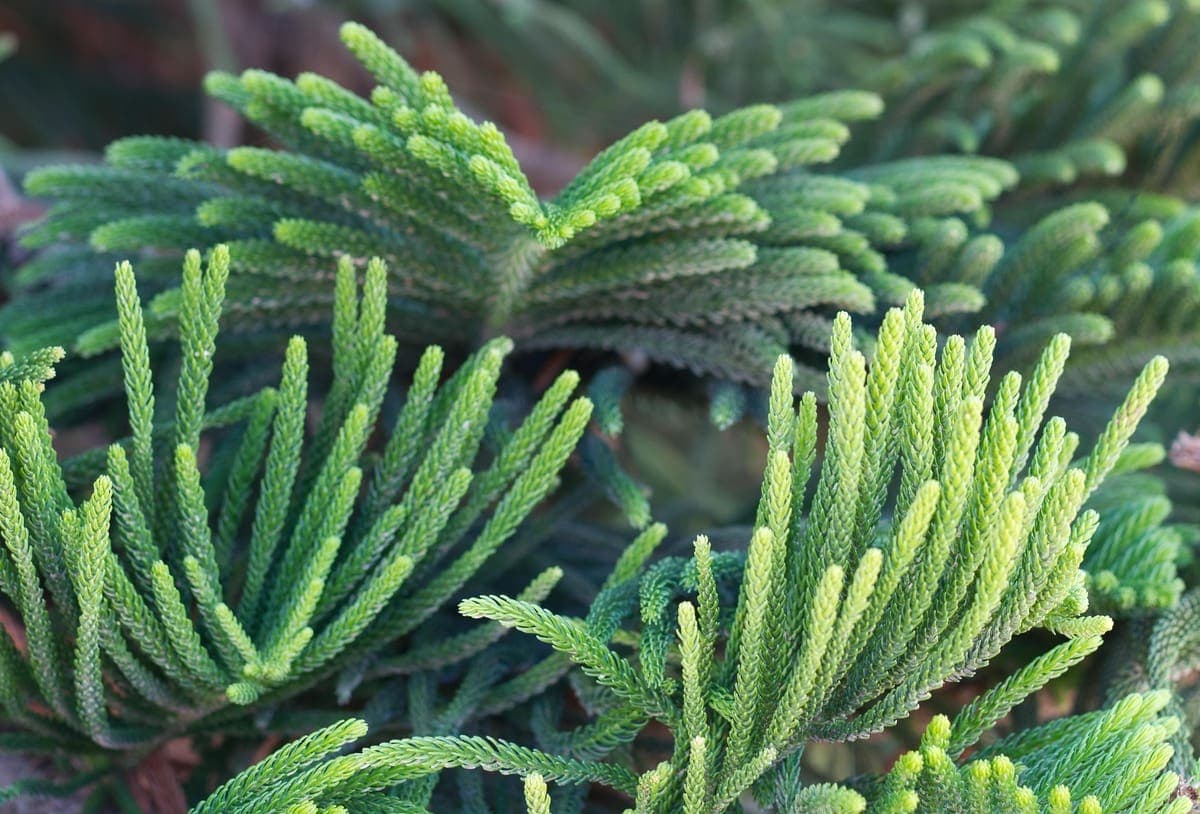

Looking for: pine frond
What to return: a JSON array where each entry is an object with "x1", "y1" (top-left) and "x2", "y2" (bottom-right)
[
  {"x1": 11, "y1": 23, "x2": 1018, "y2": 412},
  {"x1": 424, "y1": 293, "x2": 1168, "y2": 811},
  {"x1": 0, "y1": 246, "x2": 588, "y2": 797}
]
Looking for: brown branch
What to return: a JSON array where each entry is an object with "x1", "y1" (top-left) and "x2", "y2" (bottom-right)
[{"x1": 1170, "y1": 431, "x2": 1200, "y2": 473}]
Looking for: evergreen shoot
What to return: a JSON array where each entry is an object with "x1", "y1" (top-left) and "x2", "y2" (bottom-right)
[
  {"x1": 2, "y1": 11, "x2": 1200, "y2": 813},
  {"x1": 14, "y1": 21, "x2": 1019, "y2": 411},
  {"x1": 0, "y1": 245, "x2": 589, "y2": 797},
  {"x1": 13, "y1": 17, "x2": 1200, "y2": 424},
  {"x1": 217, "y1": 293, "x2": 1174, "y2": 812}
]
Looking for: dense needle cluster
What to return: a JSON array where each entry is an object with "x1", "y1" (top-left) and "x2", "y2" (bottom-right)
[
  {"x1": 190, "y1": 296, "x2": 1181, "y2": 812},
  {"x1": 0, "y1": 246, "x2": 589, "y2": 782},
  {"x1": 1, "y1": 8, "x2": 1199, "y2": 813}
]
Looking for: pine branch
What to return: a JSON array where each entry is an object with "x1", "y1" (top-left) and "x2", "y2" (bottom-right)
[{"x1": 0, "y1": 246, "x2": 589, "y2": 800}]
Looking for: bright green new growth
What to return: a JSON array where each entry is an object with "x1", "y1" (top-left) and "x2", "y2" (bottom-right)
[
  {"x1": 0, "y1": 245, "x2": 591, "y2": 769},
  {"x1": 187, "y1": 714, "x2": 635, "y2": 813},
  {"x1": 861, "y1": 693, "x2": 1190, "y2": 814},
  {"x1": 0, "y1": 347, "x2": 65, "y2": 388},
  {"x1": 299, "y1": 291, "x2": 1166, "y2": 811},
  {"x1": 191, "y1": 294, "x2": 1177, "y2": 811}
]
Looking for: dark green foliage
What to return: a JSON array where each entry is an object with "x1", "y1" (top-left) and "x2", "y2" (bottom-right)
[
  {"x1": 14, "y1": 22, "x2": 1021, "y2": 414},
  {"x1": 427, "y1": 0, "x2": 1200, "y2": 195},
  {"x1": 3, "y1": 11, "x2": 1200, "y2": 814},
  {"x1": 955, "y1": 200, "x2": 1200, "y2": 397},
  {"x1": 12, "y1": 12, "x2": 1200, "y2": 430},
  {"x1": 383, "y1": 2, "x2": 1200, "y2": 407},
  {"x1": 1082, "y1": 443, "x2": 1188, "y2": 615}
]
